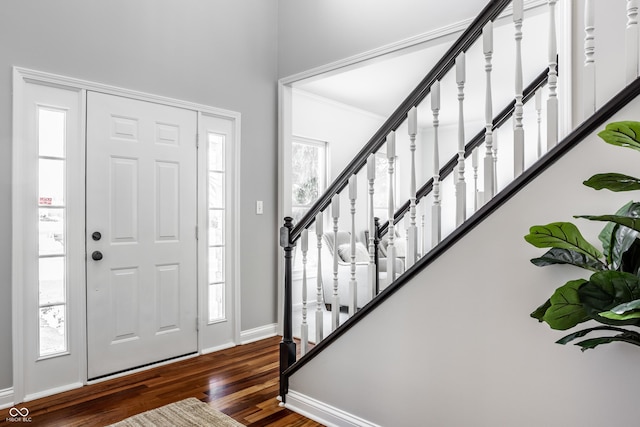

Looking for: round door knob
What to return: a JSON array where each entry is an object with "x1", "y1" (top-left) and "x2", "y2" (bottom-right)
[
  {"x1": 92, "y1": 231, "x2": 102, "y2": 241},
  {"x1": 91, "y1": 251, "x2": 103, "y2": 261}
]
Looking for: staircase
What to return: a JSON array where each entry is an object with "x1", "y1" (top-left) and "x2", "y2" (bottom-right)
[{"x1": 279, "y1": 1, "x2": 640, "y2": 425}]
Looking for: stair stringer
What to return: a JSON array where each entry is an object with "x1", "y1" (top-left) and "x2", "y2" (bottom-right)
[{"x1": 286, "y1": 95, "x2": 640, "y2": 427}]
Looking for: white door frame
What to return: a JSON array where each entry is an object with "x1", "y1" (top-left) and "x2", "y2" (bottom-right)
[{"x1": 12, "y1": 67, "x2": 241, "y2": 403}]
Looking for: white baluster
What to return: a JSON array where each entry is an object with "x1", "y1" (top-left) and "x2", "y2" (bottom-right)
[
  {"x1": 472, "y1": 147, "x2": 479, "y2": 211},
  {"x1": 493, "y1": 130, "x2": 499, "y2": 193},
  {"x1": 547, "y1": 0, "x2": 559, "y2": 149},
  {"x1": 627, "y1": 0, "x2": 639, "y2": 83},
  {"x1": 386, "y1": 131, "x2": 397, "y2": 286},
  {"x1": 483, "y1": 21, "x2": 495, "y2": 202},
  {"x1": 331, "y1": 195, "x2": 340, "y2": 330},
  {"x1": 367, "y1": 154, "x2": 376, "y2": 300},
  {"x1": 420, "y1": 212, "x2": 425, "y2": 256},
  {"x1": 536, "y1": 89, "x2": 543, "y2": 159},
  {"x1": 455, "y1": 53, "x2": 467, "y2": 226},
  {"x1": 431, "y1": 81, "x2": 442, "y2": 247},
  {"x1": 348, "y1": 175, "x2": 357, "y2": 316},
  {"x1": 584, "y1": 0, "x2": 596, "y2": 119},
  {"x1": 407, "y1": 106, "x2": 418, "y2": 268},
  {"x1": 300, "y1": 229, "x2": 309, "y2": 356},
  {"x1": 513, "y1": 0, "x2": 525, "y2": 177},
  {"x1": 315, "y1": 212, "x2": 324, "y2": 343}
]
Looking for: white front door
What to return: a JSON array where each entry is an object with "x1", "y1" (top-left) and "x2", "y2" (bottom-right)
[{"x1": 86, "y1": 92, "x2": 198, "y2": 379}]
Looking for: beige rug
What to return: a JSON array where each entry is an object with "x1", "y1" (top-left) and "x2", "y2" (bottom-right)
[{"x1": 107, "y1": 397, "x2": 244, "y2": 427}]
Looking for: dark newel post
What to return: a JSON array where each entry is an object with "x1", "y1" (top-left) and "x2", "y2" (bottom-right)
[
  {"x1": 374, "y1": 217, "x2": 381, "y2": 296},
  {"x1": 279, "y1": 217, "x2": 296, "y2": 401}
]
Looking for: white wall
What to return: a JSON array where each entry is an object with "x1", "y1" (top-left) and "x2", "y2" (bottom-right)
[
  {"x1": 293, "y1": 90, "x2": 386, "y2": 185},
  {"x1": 0, "y1": 0, "x2": 278, "y2": 391},
  {"x1": 289, "y1": 93, "x2": 640, "y2": 427},
  {"x1": 292, "y1": 89, "x2": 422, "y2": 229}
]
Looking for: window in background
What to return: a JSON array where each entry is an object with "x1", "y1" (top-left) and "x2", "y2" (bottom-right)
[{"x1": 291, "y1": 136, "x2": 327, "y2": 223}]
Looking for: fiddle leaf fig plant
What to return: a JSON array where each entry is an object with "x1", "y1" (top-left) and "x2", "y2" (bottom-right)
[{"x1": 526, "y1": 121, "x2": 640, "y2": 351}]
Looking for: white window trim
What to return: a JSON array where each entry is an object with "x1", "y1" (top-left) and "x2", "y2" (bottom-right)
[{"x1": 12, "y1": 67, "x2": 241, "y2": 403}]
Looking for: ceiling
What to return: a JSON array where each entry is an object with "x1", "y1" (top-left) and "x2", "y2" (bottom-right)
[
  {"x1": 293, "y1": 6, "x2": 548, "y2": 127},
  {"x1": 294, "y1": 38, "x2": 453, "y2": 118}
]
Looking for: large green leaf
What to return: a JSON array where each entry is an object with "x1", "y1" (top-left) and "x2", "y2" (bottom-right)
[
  {"x1": 573, "y1": 334, "x2": 640, "y2": 351},
  {"x1": 556, "y1": 326, "x2": 640, "y2": 351},
  {"x1": 530, "y1": 248, "x2": 606, "y2": 271},
  {"x1": 597, "y1": 201, "x2": 635, "y2": 265},
  {"x1": 578, "y1": 271, "x2": 640, "y2": 325},
  {"x1": 598, "y1": 121, "x2": 640, "y2": 152},
  {"x1": 610, "y1": 298, "x2": 640, "y2": 314},
  {"x1": 542, "y1": 279, "x2": 590, "y2": 330},
  {"x1": 599, "y1": 221, "x2": 616, "y2": 265},
  {"x1": 599, "y1": 310, "x2": 640, "y2": 321},
  {"x1": 600, "y1": 298, "x2": 640, "y2": 321},
  {"x1": 609, "y1": 202, "x2": 640, "y2": 270},
  {"x1": 583, "y1": 173, "x2": 640, "y2": 192},
  {"x1": 556, "y1": 325, "x2": 631, "y2": 344},
  {"x1": 524, "y1": 222, "x2": 603, "y2": 261},
  {"x1": 576, "y1": 214, "x2": 640, "y2": 234}
]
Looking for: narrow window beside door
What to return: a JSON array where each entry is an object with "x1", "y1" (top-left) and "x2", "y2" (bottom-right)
[
  {"x1": 208, "y1": 132, "x2": 226, "y2": 323},
  {"x1": 37, "y1": 106, "x2": 68, "y2": 358}
]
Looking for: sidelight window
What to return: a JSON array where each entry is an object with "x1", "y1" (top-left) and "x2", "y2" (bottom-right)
[
  {"x1": 37, "y1": 106, "x2": 68, "y2": 357},
  {"x1": 208, "y1": 132, "x2": 226, "y2": 323}
]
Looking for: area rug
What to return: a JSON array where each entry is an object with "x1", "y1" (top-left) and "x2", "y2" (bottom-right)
[{"x1": 107, "y1": 397, "x2": 244, "y2": 427}]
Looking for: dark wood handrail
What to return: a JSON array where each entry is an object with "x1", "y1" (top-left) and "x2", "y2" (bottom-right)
[
  {"x1": 379, "y1": 66, "x2": 550, "y2": 236},
  {"x1": 288, "y1": 0, "x2": 514, "y2": 243}
]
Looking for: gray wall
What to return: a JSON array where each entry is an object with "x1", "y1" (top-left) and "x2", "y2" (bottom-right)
[
  {"x1": 277, "y1": 0, "x2": 487, "y2": 78},
  {"x1": 0, "y1": 0, "x2": 278, "y2": 390}
]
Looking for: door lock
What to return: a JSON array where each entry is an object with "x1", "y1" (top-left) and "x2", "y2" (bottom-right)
[{"x1": 92, "y1": 231, "x2": 102, "y2": 241}]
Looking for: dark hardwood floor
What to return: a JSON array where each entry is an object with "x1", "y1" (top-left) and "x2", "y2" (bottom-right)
[{"x1": 0, "y1": 337, "x2": 322, "y2": 426}]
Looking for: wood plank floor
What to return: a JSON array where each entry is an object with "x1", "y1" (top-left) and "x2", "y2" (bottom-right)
[{"x1": 0, "y1": 337, "x2": 322, "y2": 426}]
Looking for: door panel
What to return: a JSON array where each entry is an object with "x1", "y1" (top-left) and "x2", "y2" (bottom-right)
[{"x1": 86, "y1": 92, "x2": 198, "y2": 379}]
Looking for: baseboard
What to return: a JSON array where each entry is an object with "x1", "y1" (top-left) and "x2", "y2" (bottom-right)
[
  {"x1": 240, "y1": 323, "x2": 278, "y2": 345},
  {"x1": 87, "y1": 353, "x2": 198, "y2": 385},
  {"x1": 0, "y1": 388, "x2": 14, "y2": 410},
  {"x1": 201, "y1": 341, "x2": 236, "y2": 355},
  {"x1": 23, "y1": 382, "x2": 83, "y2": 403},
  {"x1": 285, "y1": 390, "x2": 382, "y2": 427}
]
